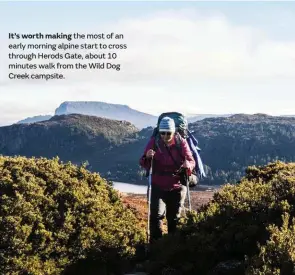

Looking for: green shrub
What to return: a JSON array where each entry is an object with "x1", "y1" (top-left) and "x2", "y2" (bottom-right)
[
  {"x1": 0, "y1": 156, "x2": 145, "y2": 275},
  {"x1": 146, "y1": 161, "x2": 295, "y2": 274},
  {"x1": 246, "y1": 212, "x2": 295, "y2": 275}
]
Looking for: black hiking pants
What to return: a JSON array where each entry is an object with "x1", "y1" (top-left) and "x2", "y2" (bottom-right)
[{"x1": 149, "y1": 185, "x2": 187, "y2": 244}]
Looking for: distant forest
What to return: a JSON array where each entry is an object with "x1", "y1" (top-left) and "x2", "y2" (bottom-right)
[{"x1": 1, "y1": 113, "x2": 295, "y2": 186}]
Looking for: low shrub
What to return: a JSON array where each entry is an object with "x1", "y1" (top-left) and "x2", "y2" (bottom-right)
[
  {"x1": 0, "y1": 156, "x2": 145, "y2": 275},
  {"x1": 146, "y1": 161, "x2": 295, "y2": 274}
]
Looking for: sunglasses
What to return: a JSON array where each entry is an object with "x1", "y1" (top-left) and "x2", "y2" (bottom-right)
[{"x1": 160, "y1": 132, "x2": 172, "y2": 136}]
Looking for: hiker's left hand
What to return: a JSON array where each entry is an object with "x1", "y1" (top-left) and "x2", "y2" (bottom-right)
[{"x1": 182, "y1": 160, "x2": 190, "y2": 169}]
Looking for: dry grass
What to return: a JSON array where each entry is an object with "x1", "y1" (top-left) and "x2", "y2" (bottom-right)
[{"x1": 120, "y1": 189, "x2": 216, "y2": 234}]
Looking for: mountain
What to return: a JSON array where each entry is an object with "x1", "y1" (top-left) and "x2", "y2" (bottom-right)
[
  {"x1": 101, "y1": 113, "x2": 295, "y2": 184},
  {"x1": 17, "y1": 115, "x2": 53, "y2": 124},
  {"x1": 187, "y1": 113, "x2": 295, "y2": 123},
  {"x1": 55, "y1": 101, "x2": 157, "y2": 129},
  {"x1": 186, "y1": 113, "x2": 295, "y2": 183},
  {"x1": 0, "y1": 114, "x2": 138, "y2": 169},
  {"x1": 1, "y1": 113, "x2": 295, "y2": 185},
  {"x1": 14, "y1": 100, "x2": 295, "y2": 128}
]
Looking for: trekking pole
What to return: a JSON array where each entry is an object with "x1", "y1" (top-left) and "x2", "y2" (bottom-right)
[
  {"x1": 186, "y1": 169, "x2": 192, "y2": 212},
  {"x1": 146, "y1": 156, "x2": 153, "y2": 253}
]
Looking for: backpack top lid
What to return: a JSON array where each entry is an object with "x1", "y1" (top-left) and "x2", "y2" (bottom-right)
[{"x1": 155, "y1": 112, "x2": 188, "y2": 137}]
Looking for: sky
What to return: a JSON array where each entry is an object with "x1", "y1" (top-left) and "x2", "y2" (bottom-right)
[{"x1": 0, "y1": 1, "x2": 295, "y2": 126}]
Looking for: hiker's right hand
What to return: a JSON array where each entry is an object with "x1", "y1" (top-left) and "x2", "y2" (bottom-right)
[{"x1": 146, "y1": 149, "x2": 155, "y2": 159}]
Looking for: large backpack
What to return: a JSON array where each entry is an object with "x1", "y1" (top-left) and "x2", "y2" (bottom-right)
[
  {"x1": 151, "y1": 112, "x2": 206, "y2": 181},
  {"x1": 152, "y1": 112, "x2": 188, "y2": 139}
]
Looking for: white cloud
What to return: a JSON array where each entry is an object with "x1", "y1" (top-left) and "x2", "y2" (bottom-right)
[
  {"x1": 0, "y1": 7, "x2": 295, "y2": 124},
  {"x1": 2, "y1": 8, "x2": 295, "y2": 84},
  {"x1": 114, "y1": 9, "x2": 295, "y2": 80}
]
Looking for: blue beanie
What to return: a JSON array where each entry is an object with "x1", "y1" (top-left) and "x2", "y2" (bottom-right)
[{"x1": 159, "y1": 117, "x2": 176, "y2": 133}]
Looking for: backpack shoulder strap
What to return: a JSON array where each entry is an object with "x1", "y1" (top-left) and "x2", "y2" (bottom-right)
[
  {"x1": 153, "y1": 134, "x2": 162, "y2": 153},
  {"x1": 174, "y1": 133, "x2": 184, "y2": 160}
]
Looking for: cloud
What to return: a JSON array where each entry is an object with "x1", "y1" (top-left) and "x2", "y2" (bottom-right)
[
  {"x1": 1, "y1": 7, "x2": 295, "y2": 86},
  {"x1": 113, "y1": 9, "x2": 295, "y2": 80},
  {"x1": 1, "y1": 6, "x2": 295, "y2": 124}
]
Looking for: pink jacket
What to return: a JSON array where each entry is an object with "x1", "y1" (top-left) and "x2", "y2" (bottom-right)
[{"x1": 139, "y1": 134, "x2": 195, "y2": 191}]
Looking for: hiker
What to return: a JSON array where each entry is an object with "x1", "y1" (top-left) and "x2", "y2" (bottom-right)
[{"x1": 139, "y1": 116, "x2": 195, "y2": 243}]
